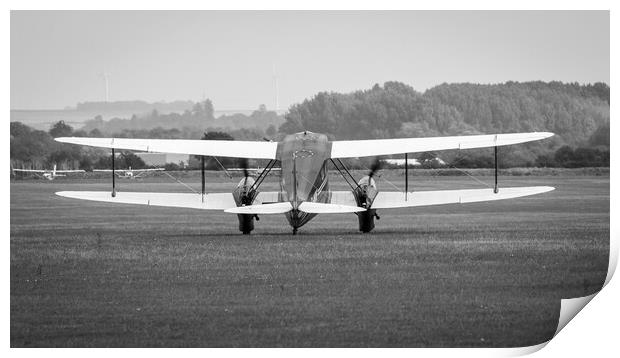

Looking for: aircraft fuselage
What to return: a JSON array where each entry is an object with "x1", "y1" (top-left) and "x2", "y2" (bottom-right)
[{"x1": 275, "y1": 131, "x2": 332, "y2": 229}]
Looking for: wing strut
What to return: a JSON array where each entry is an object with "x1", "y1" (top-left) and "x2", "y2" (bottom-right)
[
  {"x1": 405, "y1": 153, "x2": 409, "y2": 200},
  {"x1": 494, "y1": 146, "x2": 499, "y2": 194},
  {"x1": 201, "y1": 156, "x2": 206, "y2": 202},
  {"x1": 329, "y1": 159, "x2": 361, "y2": 192},
  {"x1": 248, "y1": 159, "x2": 276, "y2": 193},
  {"x1": 111, "y1": 148, "x2": 116, "y2": 197}
]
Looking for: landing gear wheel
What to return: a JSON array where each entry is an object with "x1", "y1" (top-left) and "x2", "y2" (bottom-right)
[
  {"x1": 237, "y1": 214, "x2": 255, "y2": 235},
  {"x1": 357, "y1": 209, "x2": 377, "y2": 233}
]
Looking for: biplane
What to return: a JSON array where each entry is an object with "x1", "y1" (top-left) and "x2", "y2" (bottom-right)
[
  {"x1": 13, "y1": 164, "x2": 84, "y2": 181},
  {"x1": 55, "y1": 131, "x2": 554, "y2": 234},
  {"x1": 93, "y1": 167, "x2": 164, "y2": 179}
]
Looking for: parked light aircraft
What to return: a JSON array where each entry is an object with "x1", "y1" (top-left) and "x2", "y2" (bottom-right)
[
  {"x1": 12, "y1": 164, "x2": 85, "y2": 181},
  {"x1": 93, "y1": 167, "x2": 164, "y2": 179},
  {"x1": 55, "y1": 131, "x2": 555, "y2": 234}
]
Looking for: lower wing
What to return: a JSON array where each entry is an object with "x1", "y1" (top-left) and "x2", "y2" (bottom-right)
[
  {"x1": 329, "y1": 186, "x2": 554, "y2": 209},
  {"x1": 55, "y1": 191, "x2": 363, "y2": 214},
  {"x1": 56, "y1": 187, "x2": 553, "y2": 212},
  {"x1": 56, "y1": 191, "x2": 279, "y2": 210},
  {"x1": 55, "y1": 170, "x2": 86, "y2": 173}
]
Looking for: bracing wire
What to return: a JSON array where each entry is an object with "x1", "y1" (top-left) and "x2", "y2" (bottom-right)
[
  {"x1": 429, "y1": 152, "x2": 493, "y2": 189},
  {"x1": 162, "y1": 171, "x2": 200, "y2": 194}
]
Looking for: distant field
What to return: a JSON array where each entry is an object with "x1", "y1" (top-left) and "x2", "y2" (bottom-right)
[
  {"x1": 10, "y1": 174, "x2": 609, "y2": 347},
  {"x1": 10, "y1": 167, "x2": 611, "y2": 182}
]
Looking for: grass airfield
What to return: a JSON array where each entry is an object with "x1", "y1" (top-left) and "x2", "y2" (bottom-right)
[{"x1": 10, "y1": 171, "x2": 609, "y2": 347}]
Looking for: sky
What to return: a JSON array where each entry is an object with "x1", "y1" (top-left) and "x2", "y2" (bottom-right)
[{"x1": 11, "y1": 11, "x2": 610, "y2": 110}]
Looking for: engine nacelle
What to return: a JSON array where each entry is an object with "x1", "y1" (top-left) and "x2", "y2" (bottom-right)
[
  {"x1": 233, "y1": 177, "x2": 256, "y2": 204},
  {"x1": 354, "y1": 176, "x2": 377, "y2": 208},
  {"x1": 232, "y1": 176, "x2": 259, "y2": 234},
  {"x1": 354, "y1": 176, "x2": 379, "y2": 232}
]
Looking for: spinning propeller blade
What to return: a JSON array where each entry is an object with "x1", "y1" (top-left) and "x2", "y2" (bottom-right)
[
  {"x1": 368, "y1": 158, "x2": 382, "y2": 178},
  {"x1": 239, "y1": 158, "x2": 250, "y2": 179}
]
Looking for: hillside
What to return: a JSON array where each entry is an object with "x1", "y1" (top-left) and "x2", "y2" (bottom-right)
[{"x1": 279, "y1": 81, "x2": 609, "y2": 165}]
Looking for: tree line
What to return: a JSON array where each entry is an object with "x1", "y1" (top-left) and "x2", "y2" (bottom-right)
[
  {"x1": 11, "y1": 81, "x2": 610, "y2": 171},
  {"x1": 10, "y1": 121, "x2": 250, "y2": 172},
  {"x1": 279, "y1": 81, "x2": 609, "y2": 166},
  {"x1": 80, "y1": 101, "x2": 283, "y2": 138},
  {"x1": 10, "y1": 121, "x2": 149, "y2": 171}
]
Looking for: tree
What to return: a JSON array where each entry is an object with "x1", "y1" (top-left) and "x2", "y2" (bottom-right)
[
  {"x1": 121, "y1": 152, "x2": 146, "y2": 169},
  {"x1": 265, "y1": 124, "x2": 277, "y2": 137},
  {"x1": 588, "y1": 122, "x2": 610, "y2": 147},
  {"x1": 10, "y1": 122, "x2": 31, "y2": 138},
  {"x1": 554, "y1": 146, "x2": 575, "y2": 167},
  {"x1": 203, "y1": 131, "x2": 234, "y2": 141},
  {"x1": 192, "y1": 131, "x2": 239, "y2": 169},
  {"x1": 89, "y1": 128, "x2": 103, "y2": 137},
  {"x1": 535, "y1": 154, "x2": 556, "y2": 167},
  {"x1": 94, "y1": 151, "x2": 146, "y2": 169},
  {"x1": 49, "y1": 120, "x2": 73, "y2": 137}
]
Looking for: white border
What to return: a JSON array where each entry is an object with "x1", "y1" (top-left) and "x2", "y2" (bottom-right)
[{"x1": 4, "y1": 1, "x2": 616, "y2": 357}]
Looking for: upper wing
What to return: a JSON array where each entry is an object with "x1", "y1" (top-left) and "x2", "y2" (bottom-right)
[
  {"x1": 55, "y1": 137, "x2": 278, "y2": 159},
  {"x1": 54, "y1": 170, "x2": 85, "y2": 173},
  {"x1": 330, "y1": 132, "x2": 553, "y2": 158}
]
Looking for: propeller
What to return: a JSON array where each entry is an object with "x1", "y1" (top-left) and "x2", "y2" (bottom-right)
[
  {"x1": 239, "y1": 158, "x2": 250, "y2": 181},
  {"x1": 368, "y1": 158, "x2": 382, "y2": 178}
]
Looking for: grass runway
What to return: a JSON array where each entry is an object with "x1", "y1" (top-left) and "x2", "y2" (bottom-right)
[{"x1": 10, "y1": 172, "x2": 609, "y2": 347}]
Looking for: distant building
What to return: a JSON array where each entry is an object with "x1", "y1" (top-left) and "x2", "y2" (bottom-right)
[
  {"x1": 136, "y1": 153, "x2": 189, "y2": 167},
  {"x1": 382, "y1": 158, "x2": 422, "y2": 167}
]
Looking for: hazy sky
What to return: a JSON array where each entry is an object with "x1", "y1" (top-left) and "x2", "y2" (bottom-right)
[{"x1": 11, "y1": 11, "x2": 609, "y2": 110}]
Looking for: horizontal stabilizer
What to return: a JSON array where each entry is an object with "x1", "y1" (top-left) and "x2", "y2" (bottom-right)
[
  {"x1": 298, "y1": 202, "x2": 366, "y2": 213},
  {"x1": 56, "y1": 191, "x2": 238, "y2": 210},
  {"x1": 224, "y1": 202, "x2": 293, "y2": 214},
  {"x1": 371, "y1": 186, "x2": 555, "y2": 209}
]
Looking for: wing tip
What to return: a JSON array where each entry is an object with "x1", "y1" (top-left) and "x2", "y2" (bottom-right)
[
  {"x1": 538, "y1": 132, "x2": 555, "y2": 139},
  {"x1": 56, "y1": 191, "x2": 83, "y2": 198}
]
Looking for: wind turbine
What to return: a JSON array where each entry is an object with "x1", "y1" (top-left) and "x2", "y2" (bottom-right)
[
  {"x1": 272, "y1": 64, "x2": 279, "y2": 112},
  {"x1": 100, "y1": 71, "x2": 111, "y2": 102}
]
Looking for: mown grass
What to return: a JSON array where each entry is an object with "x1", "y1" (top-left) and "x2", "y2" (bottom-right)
[{"x1": 10, "y1": 174, "x2": 609, "y2": 347}]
